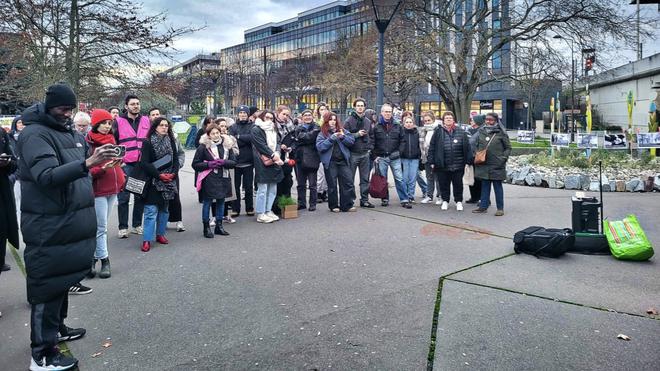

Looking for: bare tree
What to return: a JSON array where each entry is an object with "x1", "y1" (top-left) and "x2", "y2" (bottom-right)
[
  {"x1": 270, "y1": 51, "x2": 319, "y2": 110},
  {"x1": 399, "y1": 0, "x2": 655, "y2": 124}
]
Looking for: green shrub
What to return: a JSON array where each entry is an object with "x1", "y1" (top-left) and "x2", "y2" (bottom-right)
[{"x1": 276, "y1": 195, "x2": 297, "y2": 209}]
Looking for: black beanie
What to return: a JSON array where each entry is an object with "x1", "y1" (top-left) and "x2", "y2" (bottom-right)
[
  {"x1": 45, "y1": 83, "x2": 77, "y2": 109},
  {"x1": 249, "y1": 106, "x2": 258, "y2": 116}
]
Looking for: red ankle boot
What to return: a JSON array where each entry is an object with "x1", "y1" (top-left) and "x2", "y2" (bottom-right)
[
  {"x1": 141, "y1": 241, "x2": 151, "y2": 252},
  {"x1": 156, "y1": 235, "x2": 169, "y2": 244}
]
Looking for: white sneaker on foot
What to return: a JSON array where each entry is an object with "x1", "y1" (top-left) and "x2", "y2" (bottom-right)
[
  {"x1": 117, "y1": 229, "x2": 128, "y2": 239},
  {"x1": 456, "y1": 202, "x2": 463, "y2": 211},
  {"x1": 176, "y1": 222, "x2": 186, "y2": 232},
  {"x1": 223, "y1": 216, "x2": 236, "y2": 224},
  {"x1": 266, "y1": 211, "x2": 280, "y2": 221},
  {"x1": 441, "y1": 201, "x2": 449, "y2": 210},
  {"x1": 130, "y1": 226, "x2": 143, "y2": 235},
  {"x1": 209, "y1": 217, "x2": 216, "y2": 227},
  {"x1": 421, "y1": 196, "x2": 432, "y2": 204},
  {"x1": 435, "y1": 199, "x2": 443, "y2": 205},
  {"x1": 257, "y1": 214, "x2": 274, "y2": 223}
]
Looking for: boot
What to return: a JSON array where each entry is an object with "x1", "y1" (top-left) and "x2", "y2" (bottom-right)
[
  {"x1": 214, "y1": 223, "x2": 230, "y2": 236},
  {"x1": 87, "y1": 259, "x2": 97, "y2": 278},
  {"x1": 98, "y1": 258, "x2": 111, "y2": 279},
  {"x1": 141, "y1": 241, "x2": 151, "y2": 252},
  {"x1": 203, "y1": 222, "x2": 214, "y2": 238}
]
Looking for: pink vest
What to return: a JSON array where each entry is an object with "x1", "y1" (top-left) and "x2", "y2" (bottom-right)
[{"x1": 116, "y1": 116, "x2": 151, "y2": 163}]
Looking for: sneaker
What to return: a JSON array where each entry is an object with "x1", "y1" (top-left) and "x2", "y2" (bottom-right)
[
  {"x1": 209, "y1": 217, "x2": 216, "y2": 227},
  {"x1": 435, "y1": 200, "x2": 443, "y2": 205},
  {"x1": 360, "y1": 201, "x2": 375, "y2": 208},
  {"x1": 472, "y1": 208, "x2": 488, "y2": 214},
  {"x1": 409, "y1": 199, "x2": 416, "y2": 204},
  {"x1": 401, "y1": 202, "x2": 412, "y2": 209},
  {"x1": 266, "y1": 211, "x2": 280, "y2": 221},
  {"x1": 440, "y1": 201, "x2": 449, "y2": 210},
  {"x1": 331, "y1": 208, "x2": 340, "y2": 213},
  {"x1": 246, "y1": 210, "x2": 255, "y2": 216},
  {"x1": 117, "y1": 229, "x2": 128, "y2": 239},
  {"x1": 495, "y1": 209, "x2": 505, "y2": 216},
  {"x1": 130, "y1": 226, "x2": 143, "y2": 235},
  {"x1": 348, "y1": 207, "x2": 357, "y2": 212},
  {"x1": 381, "y1": 200, "x2": 389, "y2": 207},
  {"x1": 257, "y1": 214, "x2": 274, "y2": 223},
  {"x1": 223, "y1": 216, "x2": 237, "y2": 224},
  {"x1": 176, "y1": 222, "x2": 186, "y2": 232},
  {"x1": 456, "y1": 202, "x2": 463, "y2": 211},
  {"x1": 421, "y1": 196, "x2": 432, "y2": 204},
  {"x1": 156, "y1": 235, "x2": 169, "y2": 244},
  {"x1": 57, "y1": 326, "x2": 86, "y2": 342},
  {"x1": 68, "y1": 283, "x2": 92, "y2": 295},
  {"x1": 30, "y1": 351, "x2": 78, "y2": 371}
]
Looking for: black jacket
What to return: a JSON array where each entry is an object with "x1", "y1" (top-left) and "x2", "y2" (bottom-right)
[
  {"x1": 192, "y1": 139, "x2": 237, "y2": 200},
  {"x1": 369, "y1": 118, "x2": 403, "y2": 158},
  {"x1": 229, "y1": 120, "x2": 255, "y2": 166},
  {"x1": 399, "y1": 127, "x2": 421, "y2": 159},
  {"x1": 427, "y1": 126, "x2": 472, "y2": 172},
  {"x1": 17, "y1": 103, "x2": 96, "y2": 304},
  {"x1": 138, "y1": 135, "x2": 180, "y2": 206},
  {"x1": 293, "y1": 123, "x2": 321, "y2": 170},
  {"x1": 343, "y1": 112, "x2": 372, "y2": 154},
  {"x1": 1, "y1": 129, "x2": 19, "y2": 269},
  {"x1": 251, "y1": 122, "x2": 284, "y2": 184}
]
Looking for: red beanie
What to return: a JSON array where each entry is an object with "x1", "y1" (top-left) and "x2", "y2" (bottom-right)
[{"x1": 90, "y1": 109, "x2": 113, "y2": 127}]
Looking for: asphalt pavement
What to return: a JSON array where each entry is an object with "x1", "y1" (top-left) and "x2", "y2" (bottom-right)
[{"x1": 1, "y1": 156, "x2": 658, "y2": 370}]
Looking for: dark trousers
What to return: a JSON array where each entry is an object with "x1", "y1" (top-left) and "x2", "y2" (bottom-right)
[
  {"x1": 30, "y1": 291, "x2": 68, "y2": 359},
  {"x1": 325, "y1": 160, "x2": 354, "y2": 211},
  {"x1": 295, "y1": 164, "x2": 318, "y2": 208},
  {"x1": 273, "y1": 165, "x2": 294, "y2": 214},
  {"x1": 469, "y1": 178, "x2": 482, "y2": 202},
  {"x1": 118, "y1": 163, "x2": 145, "y2": 229},
  {"x1": 349, "y1": 152, "x2": 370, "y2": 204},
  {"x1": 0, "y1": 236, "x2": 6, "y2": 269},
  {"x1": 436, "y1": 169, "x2": 465, "y2": 203},
  {"x1": 168, "y1": 177, "x2": 182, "y2": 222},
  {"x1": 233, "y1": 166, "x2": 254, "y2": 214}
]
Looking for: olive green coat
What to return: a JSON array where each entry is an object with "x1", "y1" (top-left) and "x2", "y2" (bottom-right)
[{"x1": 473, "y1": 126, "x2": 512, "y2": 181}]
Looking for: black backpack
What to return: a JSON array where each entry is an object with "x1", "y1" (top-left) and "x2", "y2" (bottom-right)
[{"x1": 513, "y1": 226, "x2": 575, "y2": 258}]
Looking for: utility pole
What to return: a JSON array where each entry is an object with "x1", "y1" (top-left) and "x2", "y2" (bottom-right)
[{"x1": 637, "y1": 0, "x2": 642, "y2": 60}]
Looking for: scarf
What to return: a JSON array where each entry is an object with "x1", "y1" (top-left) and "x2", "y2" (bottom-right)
[
  {"x1": 255, "y1": 119, "x2": 278, "y2": 154},
  {"x1": 149, "y1": 133, "x2": 177, "y2": 201}
]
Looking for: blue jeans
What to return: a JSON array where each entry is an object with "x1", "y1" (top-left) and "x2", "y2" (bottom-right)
[
  {"x1": 377, "y1": 157, "x2": 407, "y2": 202},
  {"x1": 417, "y1": 170, "x2": 428, "y2": 197},
  {"x1": 255, "y1": 182, "x2": 277, "y2": 214},
  {"x1": 401, "y1": 158, "x2": 419, "y2": 201},
  {"x1": 143, "y1": 204, "x2": 169, "y2": 242},
  {"x1": 480, "y1": 180, "x2": 504, "y2": 210},
  {"x1": 203, "y1": 198, "x2": 225, "y2": 222},
  {"x1": 94, "y1": 194, "x2": 117, "y2": 259}
]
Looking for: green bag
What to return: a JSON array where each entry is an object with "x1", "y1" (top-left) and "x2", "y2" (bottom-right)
[{"x1": 604, "y1": 214, "x2": 654, "y2": 261}]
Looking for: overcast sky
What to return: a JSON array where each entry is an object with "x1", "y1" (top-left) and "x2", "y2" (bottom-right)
[{"x1": 143, "y1": 0, "x2": 660, "y2": 70}]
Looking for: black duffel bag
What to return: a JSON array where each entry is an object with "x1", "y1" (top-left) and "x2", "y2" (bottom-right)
[{"x1": 513, "y1": 226, "x2": 575, "y2": 258}]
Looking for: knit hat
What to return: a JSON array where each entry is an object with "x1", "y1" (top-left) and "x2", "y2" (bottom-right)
[
  {"x1": 237, "y1": 105, "x2": 249, "y2": 114},
  {"x1": 45, "y1": 83, "x2": 77, "y2": 109},
  {"x1": 249, "y1": 106, "x2": 258, "y2": 116},
  {"x1": 91, "y1": 109, "x2": 114, "y2": 127},
  {"x1": 300, "y1": 109, "x2": 313, "y2": 116}
]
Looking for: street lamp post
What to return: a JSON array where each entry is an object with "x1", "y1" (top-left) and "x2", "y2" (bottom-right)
[
  {"x1": 553, "y1": 34, "x2": 576, "y2": 139},
  {"x1": 370, "y1": 0, "x2": 402, "y2": 112}
]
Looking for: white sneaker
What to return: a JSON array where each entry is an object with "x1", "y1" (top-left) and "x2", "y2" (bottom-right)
[
  {"x1": 223, "y1": 216, "x2": 236, "y2": 224},
  {"x1": 209, "y1": 217, "x2": 216, "y2": 227},
  {"x1": 266, "y1": 211, "x2": 280, "y2": 221},
  {"x1": 257, "y1": 213, "x2": 274, "y2": 223},
  {"x1": 441, "y1": 201, "x2": 449, "y2": 210},
  {"x1": 435, "y1": 199, "x2": 443, "y2": 205},
  {"x1": 176, "y1": 222, "x2": 186, "y2": 232},
  {"x1": 421, "y1": 196, "x2": 432, "y2": 204},
  {"x1": 117, "y1": 229, "x2": 128, "y2": 239},
  {"x1": 456, "y1": 202, "x2": 463, "y2": 211},
  {"x1": 130, "y1": 226, "x2": 143, "y2": 235}
]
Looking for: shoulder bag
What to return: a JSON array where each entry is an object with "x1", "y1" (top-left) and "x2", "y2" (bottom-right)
[{"x1": 474, "y1": 134, "x2": 496, "y2": 165}]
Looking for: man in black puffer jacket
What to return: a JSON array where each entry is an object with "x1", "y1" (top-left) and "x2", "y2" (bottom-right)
[
  {"x1": 18, "y1": 83, "x2": 115, "y2": 371},
  {"x1": 228, "y1": 105, "x2": 255, "y2": 216},
  {"x1": 427, "y1": 111, "x2": 473, "y2": 212}
]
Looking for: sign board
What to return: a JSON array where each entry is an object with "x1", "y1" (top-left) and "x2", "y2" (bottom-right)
[
  {"x1": 603, "y1": 134, "x2": 627, "y2": 149},
  {"x1": 0, "y1": 116, "x2": 16, "y2": 131},
  {"x1": 516, "y1": 130, "x2": 535, "y2": 144},
  {"x1": 172, "y1": 121, "x2": 191, "y2": 134},
  {"x1": 551, "y1": 133, "x2": 570, "y2": 147},
  {"x1": 637, "y1": 132, "x2": 660, "y2": 148},
  {"x1": 576, "y1": 133, "x2": 599, "y2": 149},
  {"x1": 479, "y1": 101, "x2": 493, "y2": 110}
]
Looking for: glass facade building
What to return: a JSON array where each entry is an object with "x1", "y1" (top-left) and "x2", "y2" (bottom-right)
[{"x1": 166, "y1": 0, "x2": 531, "y2": 128}]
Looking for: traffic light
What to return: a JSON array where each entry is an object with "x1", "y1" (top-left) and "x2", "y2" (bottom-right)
[{"x1": 585, "y1": 55, "x2": 595, "y2": 73}]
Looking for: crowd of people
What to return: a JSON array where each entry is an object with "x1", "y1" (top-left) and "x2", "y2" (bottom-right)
[{"x1": 0, "y1": 83, "x2": 511, "y2": 371}]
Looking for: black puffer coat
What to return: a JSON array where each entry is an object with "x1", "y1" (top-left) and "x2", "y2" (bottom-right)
[
  {"x1": 369, "y1": 118, "x2": 404, "y2": 157},
  {"x1": 427, "y1": 125, "x2": 472, "y2": 172},
  {"x1": 192, "y1": 136, "x2": 237, "y2": 200},
  {"x1": 18, "y1": 103, "x2": 96, "y2": 304},
  {"x1": 1, "y1": 129, "x2": 19, "y2": 272},
  {"x1": 399, "y1": 127, "x2": 421, "y2": 159},
  {"x1": 343, "y1": 112, "x2": 372, "y2": 154},
  {"x1": 293, "y1": 123, "x2": 321, "y2": 170}
]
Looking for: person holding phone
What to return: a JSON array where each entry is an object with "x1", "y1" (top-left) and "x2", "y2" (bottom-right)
[{"x1": 85, "y1": 109, "x2": 126, "y2": 278}]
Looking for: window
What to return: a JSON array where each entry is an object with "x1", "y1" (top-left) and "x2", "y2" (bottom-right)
[{"x1": 492, "y1": 50, "x2": 502, "y2": 69}]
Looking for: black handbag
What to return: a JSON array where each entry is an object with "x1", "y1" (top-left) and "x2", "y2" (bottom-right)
[{"x1": 513, "y1": 226, "x2": 575, "y2": 258}]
